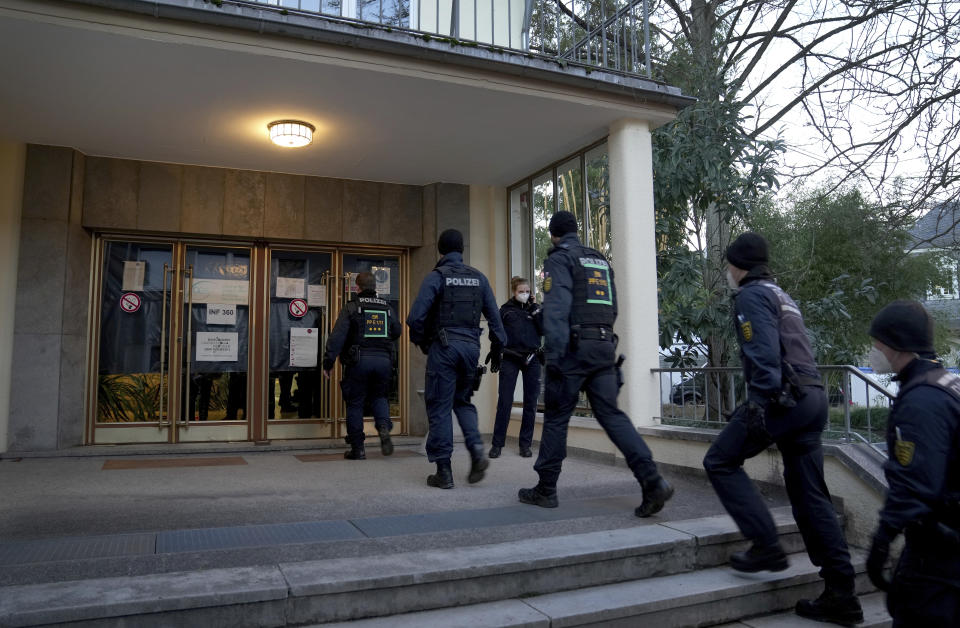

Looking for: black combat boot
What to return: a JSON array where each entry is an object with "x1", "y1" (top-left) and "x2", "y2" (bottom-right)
[
  {"x1": 518, "y1": 484, "x2": 558, "y2": 508},
  {"x1": 729, "y1": 541, "x2": 789, "y2": 573},
  {"x1": 795, "y1": 587, "x2": 864, "y2": 626},
  {"x1": 427, "y1": 460, "x2": 455, "y2": 489},
  {"x1": 377, "y1": 425, "x2": 394, "y2": 456},
  {"x1": 488, "y1": 446, "x2": 502, "y2": 459},
  {"x1": 343, "y1": 444, "x2": 366, "y2": 460},
  {"x1": 519, "y1": 446, "x2": 532, "y2": 458},
  {"x1": 467, "y1": 446, "x2": 489, "y2": 483},
  {"x1": 635, "y1": 476, "x2": 674, "y2": 518}
]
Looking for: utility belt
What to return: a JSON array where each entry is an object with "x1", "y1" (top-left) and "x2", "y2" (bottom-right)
[
  {"x1": 570, "y1": 325, "x2": 615, "y2": 351},
  {"x1": 776, "y1": 362, "x2": 823, "y2": 408},
  {"x1": 503, "y1": 347, "x2": 538, "y2": 365},
  {"x1": 344, "y1": 345, "x2": 393, "y2": 366}
]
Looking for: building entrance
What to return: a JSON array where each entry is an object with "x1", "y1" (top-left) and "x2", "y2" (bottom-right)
[{"x1": 87, "y1": 237, "x2": 407, "y2": 445}]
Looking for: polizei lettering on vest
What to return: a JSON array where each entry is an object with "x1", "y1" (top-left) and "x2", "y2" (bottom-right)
[
  {"x1": 579, "y1": 257, "x2": 609, "y2": 267},
  {"x1": 445, "y1": 277, "x2": 481, "y2": 287}
]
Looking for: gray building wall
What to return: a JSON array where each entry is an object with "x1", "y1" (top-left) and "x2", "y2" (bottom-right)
[{"x1": 9, "y1": 145, "x2": 470, "y2": 451}]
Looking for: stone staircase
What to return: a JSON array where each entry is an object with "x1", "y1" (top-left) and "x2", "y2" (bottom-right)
[{"x1": 0, "y1": 507, "x2": 889, "y2": 627}]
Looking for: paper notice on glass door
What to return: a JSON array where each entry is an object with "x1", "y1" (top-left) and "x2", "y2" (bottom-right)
[
  {"x1": 290, "y1": 328, "x2": 318, "y2": 368},
  {"x1": 307, "y1": 284, "x2": 327, "y2": 307},
  {"x1": 372, "y1": 266, "x2": 391, "y2": 296},
  {"x1": 122, "y1": 261, "x2": 145, "y2": 291},
  {"x1": 196, "y1": 332, "x2": 238, "y2": 362},
  {"x1": 276, "y1": 277, "x2": 305, "y2": 299}
]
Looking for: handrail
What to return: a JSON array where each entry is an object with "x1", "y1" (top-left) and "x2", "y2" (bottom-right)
[{"x1": 652, "y1": 365, "x2": 893, "y2": 455}]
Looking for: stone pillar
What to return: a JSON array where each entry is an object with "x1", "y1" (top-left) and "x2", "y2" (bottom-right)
[
  {"x1": 0, "y1": 141, "x2": 26, "y2": 454},
  {"x1": 608, "y1": 119, "x2": 659, "y2": 427}
]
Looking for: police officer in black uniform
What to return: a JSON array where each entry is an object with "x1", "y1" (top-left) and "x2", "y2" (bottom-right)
[
  {"x1": 407, "y1": 229, "x2": 507, "y2": 489},
  {"x1": 866, "y1": 300, "x2": 960, "y2": 627},
  {"x1": 518, "y1": 211, "x2": 673, "y2": 517},
  {"x1": 323, "y1": 272, "x2": 402, "y2": 460},
  {"x1": 488, "y1": 276, "x2": 544, "y2": 459},
  {"x1": 703, "y1": 232, "x2": 861, "y2": 626}
]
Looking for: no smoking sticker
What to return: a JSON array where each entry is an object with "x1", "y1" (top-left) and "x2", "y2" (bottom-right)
[
  {"x1": 120, "y1": 292, "x2": 141, "y2": 314},
  {"x1": 289, "y1": 298, "x2": 308, "y2": 318}
]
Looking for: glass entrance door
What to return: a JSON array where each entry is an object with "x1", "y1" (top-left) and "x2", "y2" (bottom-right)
[{"x1": 91, "y1": 239, "x2": 253, "y2": 444}]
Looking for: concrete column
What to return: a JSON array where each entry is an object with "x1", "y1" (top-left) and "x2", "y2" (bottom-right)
[
  {"x1": 469, "y1": 185, "x2": 508, "y2": 435},
  {"x1": 608, "y1": 119, "x2": 659, "y2": 427},
  {"x1": 0, "y1": 142, "x2": 26, "y2": 453}
]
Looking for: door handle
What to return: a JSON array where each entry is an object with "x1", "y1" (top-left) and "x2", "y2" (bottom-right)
[
  {"x1": 181, "y1": 265, "x2": 194, "y2": 428},
  {"x1": 158, "y1": 263, "x2": 171, "y2": 428}
]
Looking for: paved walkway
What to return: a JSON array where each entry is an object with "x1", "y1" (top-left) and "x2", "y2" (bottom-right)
[{"x1": 0, "y1": 442, "x2": 790, "y2": 587}]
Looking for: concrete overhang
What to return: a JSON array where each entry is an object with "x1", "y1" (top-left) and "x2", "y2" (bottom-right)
[{"x1": 0, "y1": 0, "x2": 693, "y2": 186}]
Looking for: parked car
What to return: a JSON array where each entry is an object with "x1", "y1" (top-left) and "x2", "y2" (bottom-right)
[{"x1": 670, "y1": 373, "x2": 704, "y2": 405}]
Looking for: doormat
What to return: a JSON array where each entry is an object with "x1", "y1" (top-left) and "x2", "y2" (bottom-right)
[
  {"x1": 102, "y1": 456, "x2": 248, "y2": 470},
  {"x1": 295, "y1": 450, "x2": 419, "y2": 462}
]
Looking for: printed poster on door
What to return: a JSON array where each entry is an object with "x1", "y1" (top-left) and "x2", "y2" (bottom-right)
[
  {"x1": 290, "y1": 328, "x2": 318, "y2": 368},
  {"x1": 196, "y1": 332, "x2": 238, "y2": 362},
  {"x1": 372, "y1": 266, "x2": 391, "y2": 296}
]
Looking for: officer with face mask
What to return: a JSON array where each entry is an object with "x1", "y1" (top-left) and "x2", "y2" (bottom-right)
[
  {"x1": 866, "y1": 300, "x2": 960, "y2": 627},
  {"x1": 488, "y1": 276, "x2": 544, "y2": 459},
  {"x1": 517, "y1": 211, "x2": 674, "y2": 517},
  {"x1": 323, "y1": 272, "x2": 402, "y2": 460},
  {"x1": 407, "y1": 229, "x2": 507, "y2": 489},
  {"x1": 703, "y1": 232, "x2": 862, "y2": 626}
]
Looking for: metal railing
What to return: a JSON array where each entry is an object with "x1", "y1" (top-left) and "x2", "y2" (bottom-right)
[
  {"x1": 654, "y1": 366, "x2": 895, "y2": 453},
  {"x1": 221, "y1": 0, "x2": 653, "y2": 78}
]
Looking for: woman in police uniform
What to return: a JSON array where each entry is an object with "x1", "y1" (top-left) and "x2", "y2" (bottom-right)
[{"x1": 489, "y1": 277, "x2": 544, "y2": 458}]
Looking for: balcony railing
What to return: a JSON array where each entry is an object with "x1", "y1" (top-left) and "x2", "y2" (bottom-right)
[{"x1": 230, "y1": 0, "x2": 653, "y2": 78}]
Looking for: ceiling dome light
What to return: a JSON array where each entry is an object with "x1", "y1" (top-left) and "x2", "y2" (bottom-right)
[{"x1": 268, "y1": 120, "x2": 314, "y2": 148}]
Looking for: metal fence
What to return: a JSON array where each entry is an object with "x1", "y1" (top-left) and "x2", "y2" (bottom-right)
[
  {"x1": 655, "y1": 366, "x2": 894, "y2": 452},
  {"x1": 225, "y1": 0, "x2": 653, "y2": 78}
]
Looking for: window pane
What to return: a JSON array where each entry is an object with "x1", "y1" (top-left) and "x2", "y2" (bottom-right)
[
  {"x1": 556, "y1": 157, "x2": 585, "y2": 235},
  {"x1": 585, "y1": 144, "x2": 611, "y2": 260},
  {"x1": 532, "y1": 171, "x2": 554, "y2": 302},
  {"x1": 510, "y1": 184, "x2": 532, "y2": 284}
]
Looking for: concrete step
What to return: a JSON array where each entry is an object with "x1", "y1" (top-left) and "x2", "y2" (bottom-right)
[
  {"x1": 0, "y1": 508, "x2": 841, "y2": 628},
  {"x1": 317, "y1": 555, "x2": 881, "y2": 628}
]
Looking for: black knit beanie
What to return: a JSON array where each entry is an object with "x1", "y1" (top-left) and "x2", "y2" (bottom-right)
[
  {"x1": 869, "y1": 300, "x2": 935, "y2": 353},
  {"x1": 725, "y1": 232, "x2": 769, "y2": 270},
  {"x1": 548, "y1": 211, "x2": 578, "y2": 237},
  {"x1": 437, "y1": 229, "x2": 464, "y2": 255}
]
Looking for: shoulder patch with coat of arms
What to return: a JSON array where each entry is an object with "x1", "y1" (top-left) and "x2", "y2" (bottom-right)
[
  {"x1": 894, "y1": 426, "x2": 915, "y2": 466},
  {"x1": 740, "y1": 321, "x2": 753, "y2": 342},
  {"x1": 543, "y1": 274, "x2": 552, "y2": 293}
]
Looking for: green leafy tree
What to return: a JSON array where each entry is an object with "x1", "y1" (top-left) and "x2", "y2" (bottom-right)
[{"x1": 748, "y1": 187, "x2": 950, "y2": 363}]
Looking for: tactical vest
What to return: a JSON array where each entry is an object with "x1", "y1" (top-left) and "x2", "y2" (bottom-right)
[
  {"x1": 348, "y1": 296, "x2": 393, "y2": 352},
  {"x1": 755, "y1": 281, "x2": 819, "y2": 379},
  {"x1": 557, "y1": 243, "x2": 615, "y2": 328},
  {"x1": 434, "y1": 265, "x2": 483, "y2": 329}
]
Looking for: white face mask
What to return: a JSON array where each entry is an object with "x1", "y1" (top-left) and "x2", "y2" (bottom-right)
[
  {"x1": 869, "y1": 346, "x2": 894, "y2": 374},
  {"x1": 726, "y1": 270, "x2": 739, "y2": 291},
  {"x1": 516, "y1": 291, "x2": 530, "y2": 303}
]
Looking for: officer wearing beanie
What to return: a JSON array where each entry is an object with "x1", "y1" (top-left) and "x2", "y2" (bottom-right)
[
  {"x1": 406, "y1": 229, "x2": 506, "y2": 489},
  {"x1": 866, "y1": 300, "x2": 960, "y2": 627},
  {"x1": 517, "y1": 211, "x2": 674, "y2": 517},
  {"x1": 703, "y1": 232, "x2": 862, "y2": 626}
]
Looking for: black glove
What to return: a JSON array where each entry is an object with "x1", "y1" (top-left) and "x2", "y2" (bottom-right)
[
  {"x1": 867, "y1": 525, "x2": 895, "y2": 592},
  {"x1": 484, "y1": 349, "x2": 502, "y2": 373}
]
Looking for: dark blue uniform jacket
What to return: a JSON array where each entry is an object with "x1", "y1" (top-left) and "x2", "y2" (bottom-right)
[
  {"x1": 322, "y1": 289, "x2": 402, "y2": 371},
  {"x1": 542, "y1": 233, "x2": 617, "y2": 364},
  {"x1": 734, "y1": 272, "x2": 819, "y2": 407},
  {"x1": 500, "y1": 298, "x2": 543, "y2": 354},
  {"x1": 406, "y1": 252, "x2": 506, "y2": 348},
  {"x1": 880, "y1": 358, "x2": 960, "y2": 536}
]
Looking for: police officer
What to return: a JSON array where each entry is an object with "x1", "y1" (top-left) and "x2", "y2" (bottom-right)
[
  {"x1": 703, "y1": 232, "x2": 861, "y2": 626},
  {"x1": 323, "y1": 272, "x2": 402, "y2": 460},
  {"x1": 866, "y1": 300, "x2": 960, "y2": 627},
  {"x1": 518, "y1": 211, "x2": 673, "y2": 517},
  {"x1": 407, "y1": 229, "x2": 507, "y2": 489},
  {"x1": 488, "y1": 276, "x2": 544, "y2": 459}
]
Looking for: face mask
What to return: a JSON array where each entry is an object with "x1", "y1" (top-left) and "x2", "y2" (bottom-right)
[
  {"x1": 726, "y1": 270, "x2": 739, "y2": 291},
  {"x1": 516, "y1": 291, "x2": 530, "y2": 303},
  {"x1": 869, "y1": 346, "x2": 894, "y2": 374}
]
